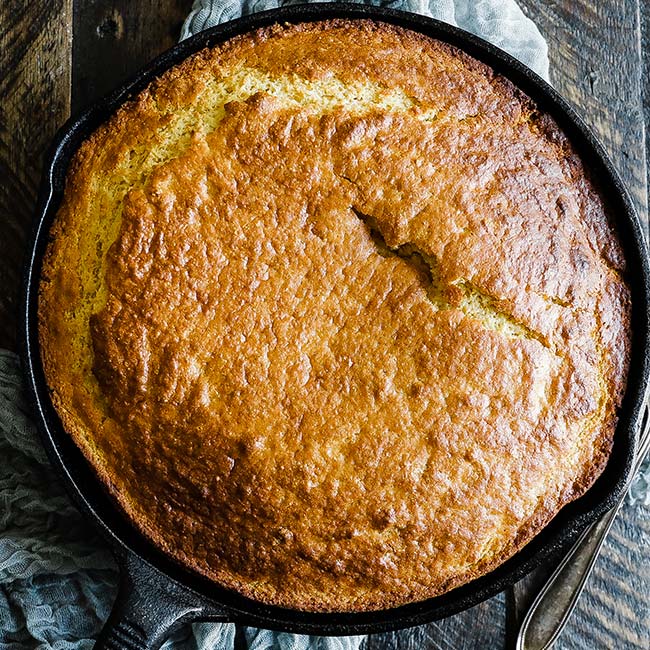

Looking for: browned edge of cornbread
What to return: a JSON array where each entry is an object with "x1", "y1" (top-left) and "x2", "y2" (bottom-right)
[{"x1": 38, "y1": 18, "x2": 631, "y2": 612}]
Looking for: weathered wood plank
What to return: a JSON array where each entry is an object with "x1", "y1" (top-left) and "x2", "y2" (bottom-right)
[
  {"x1": 0, "y1": 0, "x2": 73, "y2": 351},
  {"x1": 642, "y1": 0, "x2": 650, "y2": 224},
  {"x1": 72, "y1": 0, "x2": 187, "y2": 114}
]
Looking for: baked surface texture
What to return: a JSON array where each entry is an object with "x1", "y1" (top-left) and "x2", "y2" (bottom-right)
[{"x1": 39, "y1": 19, "x2": 631, "y2": 612}]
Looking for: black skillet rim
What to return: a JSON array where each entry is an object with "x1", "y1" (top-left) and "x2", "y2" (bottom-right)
[{"x1": 21, "y1": 2, "x2": 650, "y2": 635}]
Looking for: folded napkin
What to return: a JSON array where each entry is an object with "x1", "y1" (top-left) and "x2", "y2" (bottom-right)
[{"x1": 7, "y1": 2, "x2": 624, "y2": 648}]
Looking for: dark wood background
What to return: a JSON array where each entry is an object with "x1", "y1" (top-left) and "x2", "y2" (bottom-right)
[{"x1": 1, "y1": 1, "x2": 648, "y2": 648}]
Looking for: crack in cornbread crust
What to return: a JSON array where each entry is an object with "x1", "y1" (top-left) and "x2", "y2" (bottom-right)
[{"x1": 38, "y1": 20, "x2": 631, "y2": 612}]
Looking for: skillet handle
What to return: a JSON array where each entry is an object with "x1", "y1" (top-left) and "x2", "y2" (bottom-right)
[{"x1": 95, "y1": 551, "x2": 230, "y2": 650}]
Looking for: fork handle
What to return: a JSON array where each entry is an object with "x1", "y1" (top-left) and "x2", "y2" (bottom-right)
[{"x1": 515, "y1": 501, "x2": 620, "y2": 650}]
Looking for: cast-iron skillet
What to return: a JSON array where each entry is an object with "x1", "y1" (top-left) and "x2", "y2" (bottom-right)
[{"x1": 21, "y1": 4, "x2": 650, "y2": 649}]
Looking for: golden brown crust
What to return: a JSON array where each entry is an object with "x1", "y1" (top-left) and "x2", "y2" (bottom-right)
[{"x1": 38, "y1": 19, "x2": 631, "y2": 612}]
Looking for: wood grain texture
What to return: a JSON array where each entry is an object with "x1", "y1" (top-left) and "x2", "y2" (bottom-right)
[
  {"x1": 0, "y1": 0, "x2": 73, "y2": 350},
  {"x1": 72, "y1": 0, "x2": 187, "y2": 113},
  {"x1": 642, "y1": 0, "x2": 650, "y2": 222}
]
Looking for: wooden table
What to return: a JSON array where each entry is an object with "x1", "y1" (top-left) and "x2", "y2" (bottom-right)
[{"x1": 1, "y1": 2, "x2": 648, "y2": 648}]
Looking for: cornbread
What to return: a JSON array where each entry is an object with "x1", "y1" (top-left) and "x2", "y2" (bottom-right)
[{"x1": 39, "y1": 19, "x2": 631, "y2": 612}]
